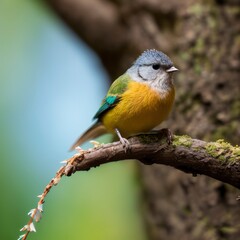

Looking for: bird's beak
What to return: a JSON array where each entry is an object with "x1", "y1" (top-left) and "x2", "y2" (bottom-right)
[{"x1": 166, "y1": 66, "x2": 178, "y2": 73}]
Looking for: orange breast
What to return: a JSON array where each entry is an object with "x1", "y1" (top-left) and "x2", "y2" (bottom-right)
[{"x1": 102, "y1": 81, "x2": 175, "y2": 137}]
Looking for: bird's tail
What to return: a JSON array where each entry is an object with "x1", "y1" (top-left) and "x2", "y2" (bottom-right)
[{"x1": 70, "y1": 122, "x2": 107, "y2": 151}]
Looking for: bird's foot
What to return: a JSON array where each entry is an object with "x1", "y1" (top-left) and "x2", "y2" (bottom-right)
[
  {"x1": 120, "y1": 137, "x2": 131, "y2": 152},
  {"x1": 115, "y1": 128, "x2": 131, "y2": 152}
]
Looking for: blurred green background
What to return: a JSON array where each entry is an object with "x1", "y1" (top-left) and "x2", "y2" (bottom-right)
[{"x1": 0, "y1": 0, "x2": 146, "y2": 239}]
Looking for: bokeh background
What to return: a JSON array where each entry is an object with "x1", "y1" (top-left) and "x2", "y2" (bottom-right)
[
  {"x1": 1, "y1": 0, "x2": 240, "y2": 240},
  {"x1": 0, "y1": 1, "x2": 146, "y2": 239}
]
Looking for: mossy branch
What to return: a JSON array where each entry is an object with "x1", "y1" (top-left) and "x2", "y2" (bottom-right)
[
  {"x1": 65, "y1": 133, "x2": 240, "y2": 189},
  {"x1": 19, "y1": 133, "x2": 240, "y2": 240}
]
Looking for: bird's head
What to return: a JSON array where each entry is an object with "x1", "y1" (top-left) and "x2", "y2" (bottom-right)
[{"x1": 127, "y1": 49, "x2": 178, "y2": 93}]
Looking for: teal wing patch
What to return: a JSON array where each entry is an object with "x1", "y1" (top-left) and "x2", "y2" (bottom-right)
[
  {"x1": 93, "y1": 73, "x2": 131, "y2": 120},
  {"x1": 93, "y1": 95, "x2": 120, "y2": 120}
]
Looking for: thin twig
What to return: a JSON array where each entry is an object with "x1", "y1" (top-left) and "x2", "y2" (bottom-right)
[{"x1": 19, "y1": 166, "x2": 66, "y2": 240}]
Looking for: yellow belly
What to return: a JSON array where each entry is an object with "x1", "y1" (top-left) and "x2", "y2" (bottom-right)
[{"x1": 102, "y1": 81, "x2": 175, "y2": 137}]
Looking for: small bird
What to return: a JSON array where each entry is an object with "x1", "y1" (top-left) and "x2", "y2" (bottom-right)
[{"x1": 71, "y1": 49, "x2": 178, "y2": 150}]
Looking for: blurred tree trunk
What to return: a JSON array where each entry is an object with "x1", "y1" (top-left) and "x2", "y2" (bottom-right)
[{"x1": 46, "y1": 0, "x2": 240, "y2": 239}]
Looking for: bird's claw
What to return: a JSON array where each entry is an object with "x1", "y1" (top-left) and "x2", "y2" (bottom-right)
[
  {"x1": 115, "y1": 128, "x2": 131, "y2": 152},
  {"x1": 120, "y1": 137, "x2": 131, "y2": 152}
]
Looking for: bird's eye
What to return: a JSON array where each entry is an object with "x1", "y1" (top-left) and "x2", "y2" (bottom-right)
[{"x1": 152, "y1": 64, "x2": 160, "y2": 70}]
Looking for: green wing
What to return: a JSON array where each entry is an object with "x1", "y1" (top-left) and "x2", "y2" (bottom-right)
[{"x1": 93, "y1": 74, "x2": 130, "y2": 120}]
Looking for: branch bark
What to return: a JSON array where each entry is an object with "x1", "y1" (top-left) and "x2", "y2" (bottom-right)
[{"x1": 65, "y1": 133, "x2": 240, "y2": 189}]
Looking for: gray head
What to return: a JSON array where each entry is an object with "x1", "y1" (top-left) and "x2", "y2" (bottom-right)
[
  {"x1": 134, "y1": 49, "x2": 173, "y2": 68},
  {"x1": 127, "y1": 49, "x2": 178, "y2": 92}
]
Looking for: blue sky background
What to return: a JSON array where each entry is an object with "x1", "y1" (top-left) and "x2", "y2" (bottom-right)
[{"x1": 0, "y1": 1, "x2": 146, "y2": 239}]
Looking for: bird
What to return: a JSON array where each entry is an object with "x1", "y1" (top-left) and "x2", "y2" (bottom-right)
[{"x1": 71, "y1": 49, "x2": 178, "y2": 151}]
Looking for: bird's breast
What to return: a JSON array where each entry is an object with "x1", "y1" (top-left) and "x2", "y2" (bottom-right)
[{"x1": 102, "y1": 81, "x2": 175, "y2": 137}]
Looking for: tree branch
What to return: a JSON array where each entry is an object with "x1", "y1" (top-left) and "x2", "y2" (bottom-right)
[
  {"x1": 19, "y1": 133, "x2": 240, "y2": 239},
  {"x1": 65, "y1": 133, "x2": 240, "y2": 189}
]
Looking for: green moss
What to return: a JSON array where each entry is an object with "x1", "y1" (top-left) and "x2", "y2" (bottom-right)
[
  {"x1": 205, "y1": 139, "x2": 240, "y2": 164},
  {"x1": 173, "y1": 135, "x2": 193, "y2": 148}
]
